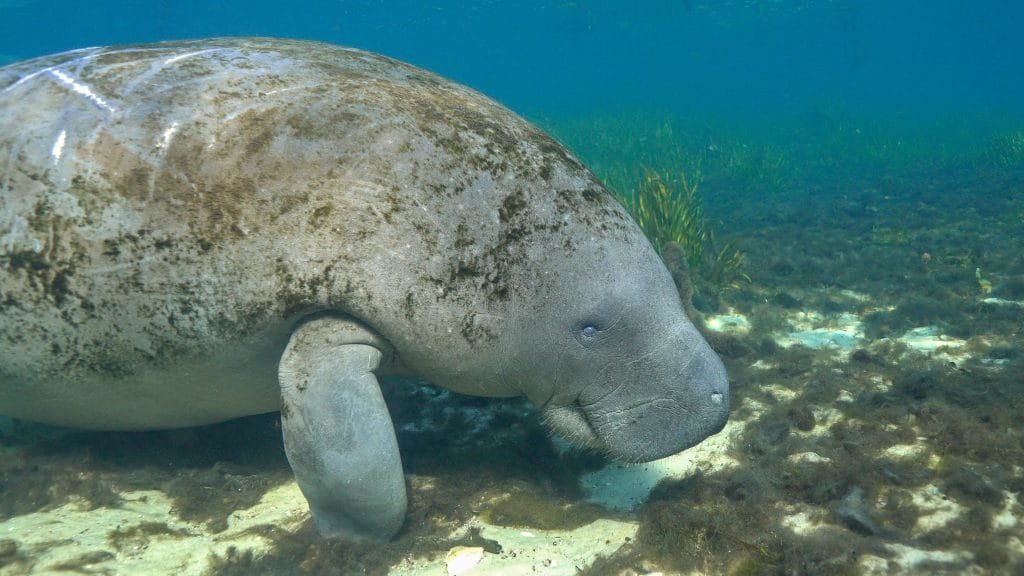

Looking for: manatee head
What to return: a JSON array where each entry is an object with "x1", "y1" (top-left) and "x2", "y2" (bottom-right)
[
  {"x1": 525, "y1": 247, "x2": 729, "y2": 462},
  {"x1": 501, "y1": 192, "x2": 731, "y2": 463}
]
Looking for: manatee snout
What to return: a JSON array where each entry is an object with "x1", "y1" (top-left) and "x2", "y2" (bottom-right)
[
  {"x1": 593, "y1": 344, "x2": 729, "y2": 457},
  {"x1": 582, "y1": 325, "x2": 730, "y2": 463}
]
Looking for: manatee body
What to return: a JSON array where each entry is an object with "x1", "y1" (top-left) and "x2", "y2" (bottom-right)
[{"x1": 0, "y1": 38, "x2": 729, "y2": 540}]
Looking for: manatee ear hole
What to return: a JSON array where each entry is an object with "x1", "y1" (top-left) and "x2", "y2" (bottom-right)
[
  {"x1": 574, "y1": 318, "x2": 612, "y2": 347},
  {"x1": 575, "y1": 321, "x2": 608, "y2": 347}
]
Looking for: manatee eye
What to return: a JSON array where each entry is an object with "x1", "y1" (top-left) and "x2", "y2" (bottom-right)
[{"x1": 581, "y1": 325, "x2": 597, "y2": 338}]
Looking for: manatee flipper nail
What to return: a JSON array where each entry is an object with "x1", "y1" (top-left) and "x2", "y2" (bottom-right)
[{"x1": 278, "y1": 315, "x2": 406, "y2": 541}]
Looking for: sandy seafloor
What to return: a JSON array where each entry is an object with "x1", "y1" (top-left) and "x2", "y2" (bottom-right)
[{"x1": 3, "y1": 117, "x2": 1024, "y2": 575}]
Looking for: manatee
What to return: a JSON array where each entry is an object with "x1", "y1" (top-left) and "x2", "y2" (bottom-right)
[{"x1": 0, "y1": 38, "x2": 729, "y2": 540}]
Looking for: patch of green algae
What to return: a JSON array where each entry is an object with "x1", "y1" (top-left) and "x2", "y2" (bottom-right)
[
  {"x1": 108, "y1": 521, "x2": 195, "y2": 552},
  {"x1": 480, "y1": 490, "x2": 605, "y2": 530}
]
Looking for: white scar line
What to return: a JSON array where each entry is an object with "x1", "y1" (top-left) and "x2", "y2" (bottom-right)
[
  {"x1": 51, "y1": 129, "x2": 66, "y2": 162},
  {"x1": 156, "y1": 121, "x2": 180, "y2": 149},
  {"x1": 164, "y1": 49, "x2": 215, "y2": 65},
  {"x1": 49, "y1": 69, "x2": 117, "y2": 113}
]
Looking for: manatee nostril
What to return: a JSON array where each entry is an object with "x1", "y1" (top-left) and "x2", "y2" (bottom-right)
[{"x1": 711, "y1": 392, "x2": 724, "y2": 405}]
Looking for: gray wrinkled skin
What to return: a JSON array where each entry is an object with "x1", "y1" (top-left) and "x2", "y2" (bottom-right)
[{"x1": 0, "y1": 38, "x2": 727, "y2": 479}]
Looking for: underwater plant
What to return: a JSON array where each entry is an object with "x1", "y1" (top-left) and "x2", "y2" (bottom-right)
[
  {"x1": 540, "y1": 109, "x2": 795, "y2": 198},
  {"x1": 626, "y1": 168, "x2": 707, "y2": 266},
  {"x1": 621, "y1": 168, "x2": 748, "y2": 294},
  {"x1": 975, "y1": 268, "x2": 993, "y2": 295},
  {"x1": 980, "y1": 129, "x2": 1024, "y2": 169}
]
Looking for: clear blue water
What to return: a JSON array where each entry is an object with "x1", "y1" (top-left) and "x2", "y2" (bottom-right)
[{"x1": 2, "y1": 1, "x2": 1021, "y2": 120}]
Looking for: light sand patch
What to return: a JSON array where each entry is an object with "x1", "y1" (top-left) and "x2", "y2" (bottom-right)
[
  {"x1": 0, "y1": 483, "x2": 305, "y2": 575},
  {"x1": 582, "y1": 419, "x2": 743, "y2": 511}
]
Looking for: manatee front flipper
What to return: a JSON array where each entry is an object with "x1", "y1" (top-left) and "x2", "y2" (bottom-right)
[{"x1": 278, "y1": 315, "x2": 406, "y2": 541}]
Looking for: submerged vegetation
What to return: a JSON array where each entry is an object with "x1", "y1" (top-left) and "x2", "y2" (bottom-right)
[
  {"x1": 979, "y1": 129, "x2": 1024, "y2": 169},
  {"x1": 622, "y1": 167, "x2": 747, "y2": 295},
  {"x1": 539, "y1": 109, "x2": 800, "y2": 200},
  {"x1": 624, "y1": 168, "x2": 707, "y2": 261},
  {"x1": 540, "y1": 107, "x2": 1013, "y2": 199}
]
